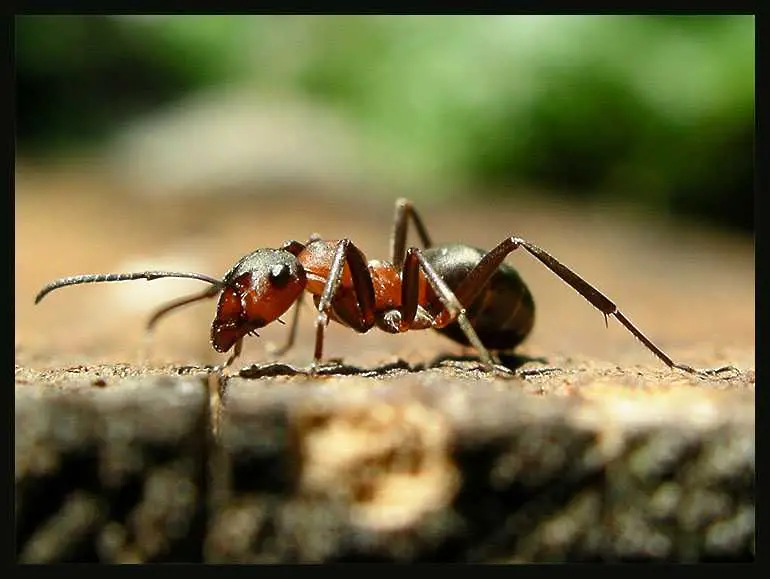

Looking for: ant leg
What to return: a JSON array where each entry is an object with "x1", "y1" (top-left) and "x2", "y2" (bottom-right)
[
  {"x1": 145, "y1": 286, "x2": 221, "y2": 331},
  {"x1": 403, "y1": 248, "x2": 500, "y2": 370},
  {"x1": 267, "y1": 294, "x2": 303, "y2": 356},
  {"x1": 390, "y1": 198, "x2": 433, "y2": 268},
  {"x1": 216, "y1": 338, "x2": 243, "y2": 372},
  {"x1": 137, "y1": 286, "x2": 220, "y2": 366},
  {"x1": 312, "y1": 239, "x2": 376, "y2": 370},
  {"x1": 452, "y1": 237, "x2": 738, "y2": 377}
]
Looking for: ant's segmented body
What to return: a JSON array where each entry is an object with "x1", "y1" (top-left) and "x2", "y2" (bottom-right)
[{"x1": 35, "y1": 199, "x2": 735, "y2": 377}]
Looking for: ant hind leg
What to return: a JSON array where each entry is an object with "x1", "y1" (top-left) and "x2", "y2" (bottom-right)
[
  {"x1": 404, "y1": 248, "x2": 513, "y2": 376},
  {"x1": 454, "y1": 236, "x2": 740, "y2": 378},
  {"x1": 266, "y1": 296, "x2": 303, "y2": 357}
]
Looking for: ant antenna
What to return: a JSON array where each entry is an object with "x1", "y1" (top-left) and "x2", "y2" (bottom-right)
[{"x1": 34, "y1": 271, "x2": 224, "y2": 304}]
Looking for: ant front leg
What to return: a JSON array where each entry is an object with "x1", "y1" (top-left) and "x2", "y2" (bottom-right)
[
  {"x1": 453, "y1": 237, "x2": 738, "y2": 378},
  {"x1": 138, "y1": 286, "x2": 221, "y2": 365},
  {"x1": 214, "y1": 338, "x2": 243, "y2": 374},
  {"x1": 311, "y1": 239, "x2": 376, "y2": 372},
  {"x1": 390, "y1": 198, "x2": 433, "y2": 268},
  {"x1": 400, "y1": 248, "x2": 504, "y2": 373},
  {"x1": 145, "y1": 286, "x2": 221, "y2": 332}
]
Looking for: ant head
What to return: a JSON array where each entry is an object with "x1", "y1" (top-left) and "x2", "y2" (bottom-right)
[{"x1": 211, "y1": 249, "x2": 307, "y2": 353}]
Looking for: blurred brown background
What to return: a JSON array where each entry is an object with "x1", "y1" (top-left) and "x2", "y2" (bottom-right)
[{"x1": 14, "y1": 15, "x2": 754, "y2": 374}]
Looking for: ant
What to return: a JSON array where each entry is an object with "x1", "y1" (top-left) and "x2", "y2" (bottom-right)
[{"x1": 35, "y1": 198, "x2": 736, "y2": 378}]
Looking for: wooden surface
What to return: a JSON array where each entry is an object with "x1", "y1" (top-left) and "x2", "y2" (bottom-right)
[{"x1": 14, "y1": 167, "x2": 755, "y2": 562}]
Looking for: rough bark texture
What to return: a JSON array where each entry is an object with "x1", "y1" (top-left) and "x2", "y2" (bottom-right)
[
  {"x1": 15, "y1": 374, "x2": 210, "y2": 563},
  {"x1": 206, "y1": 370, "x2": 754, "y2": 562},
  {"x1": 15, "y1": 365, "x2": 754, "y2": 563},
  {"x1": 15, "y1": 171, "x2": 754, "y2": 562}
]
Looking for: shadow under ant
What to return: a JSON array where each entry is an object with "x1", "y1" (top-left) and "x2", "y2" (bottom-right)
[
  {"x1": 166, "y1": 359, "x2": 410, "y2": 378},
  {"x1": 224, "y1": 351, "x2": 561, "y2": 380},
  {"x1": 427, "y1": 351, "x2": 545, "y2": 370},
  {"x1": 237, "y1": 359, "x2": 413, "y2": 379}
]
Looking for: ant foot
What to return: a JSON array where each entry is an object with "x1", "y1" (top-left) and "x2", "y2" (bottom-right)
[
  {"x1": 700, "y1": 365, "x2": 741, "y2": 378},
  {"x1": 517, "y1": 366, "x2": 562, "y2": 379},
  {"x1": 673, "y1": 363, "x2": 741, "y2": 379},
  {"x1": 308, "y1": 359, "x2": 347, "y2": 376},
  {"x1": 213, "y1": 360, "x2": 242, "y2": 374},
  {"x1": 489, "y1": 363, "x2": 517, "y2": 377},
  {"x1": 211, "y1": 364, "x2": 233, "y2": 377}
]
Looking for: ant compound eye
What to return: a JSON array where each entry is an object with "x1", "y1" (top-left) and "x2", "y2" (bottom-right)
[{"x1": 269, "y1": 264, "x2": 292, "y2": 287}]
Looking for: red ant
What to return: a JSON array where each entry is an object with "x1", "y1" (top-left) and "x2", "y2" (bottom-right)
[{"x1": 35, "y1": 199, "x2": 736, "y2": 377}]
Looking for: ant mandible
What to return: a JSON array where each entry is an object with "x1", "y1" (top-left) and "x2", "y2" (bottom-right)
[{"x1": 35, "y1": 198, "x2": 736, "y2": 377}]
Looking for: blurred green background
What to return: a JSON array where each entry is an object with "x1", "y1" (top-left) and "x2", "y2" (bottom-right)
[{"x1": 15, "y1": 15, "x2": 754, "y2": 232}]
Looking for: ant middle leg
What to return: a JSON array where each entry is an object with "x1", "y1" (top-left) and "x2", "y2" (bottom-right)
[
  {"x1": 390, "y1": 198, "x2": 433, "y2": 267},
  {"x1": 267, "y1": 295, "x2": 303, "y2": 356},
  {"x1": 452, "y1": 236, "x2": 738, "y2": 377},
  {"x1": 311, "y1": 239, "x2": 377, "y2": 370}
]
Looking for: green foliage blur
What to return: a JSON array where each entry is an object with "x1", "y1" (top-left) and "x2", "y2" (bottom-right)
[{"x1": 15, "y1": 15, "x2": 754, "y2": 232}]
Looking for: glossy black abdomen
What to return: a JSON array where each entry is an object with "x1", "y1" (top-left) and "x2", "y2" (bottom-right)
[{"x1": 422, "y1": 244, "x2": 535, "y2": 351}]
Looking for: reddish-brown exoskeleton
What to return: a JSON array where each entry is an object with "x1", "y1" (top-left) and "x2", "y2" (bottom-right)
[{"x1": 35, "y1": 199, "x2": 736, "y2": 377}]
